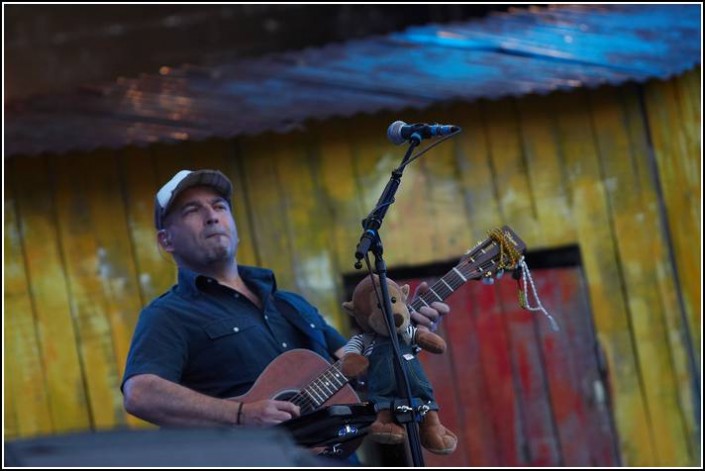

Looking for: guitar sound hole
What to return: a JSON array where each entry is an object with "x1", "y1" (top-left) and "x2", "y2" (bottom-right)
[{"x1": 272, "y1": 390, "x2": 299, "y2": 402}]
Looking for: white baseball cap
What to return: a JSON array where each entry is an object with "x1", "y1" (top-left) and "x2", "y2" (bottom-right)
[{"x1": 154, "y1": 169, "x2": 233, "y2": 229}]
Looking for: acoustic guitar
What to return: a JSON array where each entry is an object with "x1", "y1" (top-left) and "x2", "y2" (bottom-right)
[{"x1": 232, "y1": 225, "x2": 526, "y2": 454}]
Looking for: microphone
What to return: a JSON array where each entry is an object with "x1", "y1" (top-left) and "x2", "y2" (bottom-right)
[{"x1": 387, "y1": 120, "x2": 460, "y2": 145}]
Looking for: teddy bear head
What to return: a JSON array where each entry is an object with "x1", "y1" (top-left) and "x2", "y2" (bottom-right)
[{"x1": 342, "y1": 274, "x2": 411, "y2": 336}]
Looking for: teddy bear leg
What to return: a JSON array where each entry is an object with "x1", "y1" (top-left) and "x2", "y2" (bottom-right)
[
  {"x1": 419, "y1": 410, "x2": 458, "y2": 455},
  {"x1": 369, "y1": 409, "x2": 406, "y2": 444}
]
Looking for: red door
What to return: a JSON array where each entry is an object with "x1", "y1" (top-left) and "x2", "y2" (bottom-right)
[{"x1": 398, "y1": 265, "x2": 620, "y2": 467}]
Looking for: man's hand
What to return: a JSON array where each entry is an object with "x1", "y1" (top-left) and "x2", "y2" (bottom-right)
[
  {"x1": 235, "y1": 399, "x2": 300, "y2": 427},
  {"x1": 410, "y1": 281, "x2": 450, "y2": 332}
]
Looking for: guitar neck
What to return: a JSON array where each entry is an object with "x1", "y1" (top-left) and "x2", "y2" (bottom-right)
[
  {"x1": 410, "y1": 226, "x2": 525, "y2": 312},
  {"x1": 410, "y1": 268, "x2": 469, "y2": 312},
  {"x1": 290, "y1": 358, "x2": 350, "y2": 414}
]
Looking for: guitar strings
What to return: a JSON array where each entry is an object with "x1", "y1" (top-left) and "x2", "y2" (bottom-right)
[
  {"x1": 416, "y1": 231, "x2": 525, "y2": 307},
  {"x1": 289, "y1": 359, "x2": 348, "y2": 413},
  {"x1": 412, "y1": 242, "x2": 516, "y2": 310},
  {"x1": 412, "y1": 247, "x2": 559, "y2": 332}
]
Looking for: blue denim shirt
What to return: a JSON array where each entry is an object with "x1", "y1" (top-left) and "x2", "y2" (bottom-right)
[{"x1": 122, "y1": 265, "x2": 346, "y2": 398}]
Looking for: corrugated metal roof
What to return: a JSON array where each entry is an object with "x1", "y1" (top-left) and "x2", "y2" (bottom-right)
[{"x1": 5, "y1": 4, "x2": 701, "y2": 157}]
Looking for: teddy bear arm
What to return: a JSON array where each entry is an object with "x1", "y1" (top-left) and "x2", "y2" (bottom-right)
[
  {"x1": 415, "y1": 331, "x2": 447, "y2": 354},
  {"x1": 340, "y1": 352, "x2": 369, "y2": 378}
]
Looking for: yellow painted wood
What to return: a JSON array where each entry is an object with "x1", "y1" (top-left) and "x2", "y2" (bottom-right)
[
  {"x1": 516, "y1": 93, "x2": 577, "y2": 247},
  {"x1": 81, "y1": 151, "x2": 148, "y2": 428},
  {"x1": 347, "y1": 116, "x2": 433, "y2": 267},
  {"x1": 553, "y1": 90, "x2": 655, "y2": 466},
  {"x1": 120, "y1": 146, "x2": 173, "y2": 306},
  {"x1": 4, "y1": 164, "x2": 54, "y2": 437},
  {"x1": 589, "y1": 86, "x2": 691, "y2": 465},
  {"x1": 313, "y1": 120, "x2": 369, "y2": 332},
  {"x1": 672, "y1": 68, "x2": 701, "y2": 361},
  {"x1": 117, "y1": 148, "x2": 170, "y2": 430},
  {"x1": 238, "y1": 135, "x2": 296, "y2": 289},
  {"x1": 677, "y1": 69, "x2": 700, "y2": 165},
  {"x1": 482, "y1": 98, "x2": 540, "y2": 247},
  {"x1": 449, "y1": 102, "x2": 503, "y2": 244},
  {"x1": 623, "y1": 84, "x2": 699, "y2": 462},
  {"x1": 624, "y1": 83, "x2": 699, "y2": 463},
  {"x1": 384, "y1": 143, "x2": 436, "y2": 265},
  {"x1": 189, "y1": 139, "x2": 259, "y2": 267},
  {"x1": 405, "y1": 108, "x2": 474, "y2": 263},
  {"x1": 643, "y1": 79, "x2": 701, "y2": 359},
  {"x1": 273, "y1": 132, "x2": 343, "y2": 330},
  {"x1": 3, "y1": 362, "x2": 18, "y2": 439},
  {"x1": 314, "y1": 120, "x2": 367, "y2": 272},
  {"x1": 52, "y1": 152, "x2": 124, "y2": 429},
  {"x1": 375, "y1": 109, "x2": 448, "y2": 265},
  {"x1": 12, "y1": 156, "x2": 91, "y2": 433}
]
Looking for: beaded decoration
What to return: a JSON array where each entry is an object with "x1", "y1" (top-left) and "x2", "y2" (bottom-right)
[
  {"x1": 485, "y1": 227, "x2": 559, "y2": 331},
  {"x1": 515, "y1": 256, "x2": 560, "y2": 332},
  {"x1": 488, "y1": 227, "x2": 523, "y2": 273}
]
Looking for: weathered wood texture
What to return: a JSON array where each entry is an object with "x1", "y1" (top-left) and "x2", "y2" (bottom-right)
[
  {"x1": 402, "y1": 267, "x2": 622, "y2": 467},
  {"x1": 4, "y1": 69, "x2": 699, "y2": 466}
]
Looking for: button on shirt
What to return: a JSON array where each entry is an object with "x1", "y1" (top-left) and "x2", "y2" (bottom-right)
[{"x1": 121, "y1": 265, "x2": 345, "y2": 399}]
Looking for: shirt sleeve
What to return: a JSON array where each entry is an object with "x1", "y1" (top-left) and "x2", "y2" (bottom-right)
[
  {"x1": 322, "y1": 321, "x2": 347, "y2": 353},
  {"x1": 306, "y1": 302, "x2": 346, "y2": 355},
  {"x1": 121, "y1": 305, "x2": 188, "y2": 392}
]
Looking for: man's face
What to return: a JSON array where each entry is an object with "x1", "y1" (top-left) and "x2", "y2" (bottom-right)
[{"x1": 159, "y1": 186, "x2": 239, "y2": 267}]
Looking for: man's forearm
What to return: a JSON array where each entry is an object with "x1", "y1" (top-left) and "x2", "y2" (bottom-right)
[{"x1": 123, "y1": 374, "x2": 240, "y2": 427}]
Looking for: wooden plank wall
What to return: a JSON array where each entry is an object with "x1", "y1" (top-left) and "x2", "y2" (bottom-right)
[{"x1": 4, "y1": 68, "x2": 699, "y2": 466}]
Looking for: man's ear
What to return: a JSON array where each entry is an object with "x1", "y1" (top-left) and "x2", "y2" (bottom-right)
[{"x1": 157, "y1": 229, "x2": 173, "y2": 252}]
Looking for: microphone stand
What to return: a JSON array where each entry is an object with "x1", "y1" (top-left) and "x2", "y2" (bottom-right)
[{"x1": 354, "y1": 138, "x2": 426, "y2": 467}]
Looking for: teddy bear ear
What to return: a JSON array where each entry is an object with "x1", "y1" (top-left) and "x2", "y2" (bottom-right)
[
  {"x1": 401, "y1": 284, "x2": 410, "y2": 298},
  {"x1": 342, "y1": 301, "x2": 355, "y2": 315}
]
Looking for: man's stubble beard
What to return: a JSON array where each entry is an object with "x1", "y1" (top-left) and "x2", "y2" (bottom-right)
[{"x1": 205, "y1": 243, "x2": 234, "y2": 264}]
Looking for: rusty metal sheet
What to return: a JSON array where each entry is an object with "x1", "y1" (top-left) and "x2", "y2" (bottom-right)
[{"x1": 5, "y1": 4, "x2": 700, "y2": 157}]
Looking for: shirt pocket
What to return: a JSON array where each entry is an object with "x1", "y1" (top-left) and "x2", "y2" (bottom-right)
[{"x1": 203, "y1": 318, "x2": 258, "y2": 340}]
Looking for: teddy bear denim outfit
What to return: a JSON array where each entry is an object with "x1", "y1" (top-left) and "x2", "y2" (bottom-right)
[
  {"x1": 121, "y1": 265, "x2": 346, "y2": 398},
  {"x1": 340, "y1": 275, "x2": 458, "y2": 454},
  {"x1": 345, "y1": 327, "x2": 439, "y2": 412}
]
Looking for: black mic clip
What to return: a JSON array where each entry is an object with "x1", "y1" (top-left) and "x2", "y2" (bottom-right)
[
  {"x1": 387, "y1": 120, "x2": 461, "y2": 145},
  {"x1": 354, "y1": 217, "x2": 381, "y2": 268}
]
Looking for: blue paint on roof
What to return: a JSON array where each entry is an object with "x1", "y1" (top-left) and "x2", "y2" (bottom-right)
[{"x1": 5, "y1": 4, "x2": 701, "y2": 156}]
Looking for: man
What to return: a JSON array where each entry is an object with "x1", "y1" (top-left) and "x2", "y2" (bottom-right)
[{"x1": 121, "y1": 169, "x2": 449, "y2": 428}]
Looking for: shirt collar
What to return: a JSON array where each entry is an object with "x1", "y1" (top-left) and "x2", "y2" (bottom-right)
[{"x1": 176, "y1": 264, "x2": 278, "y2": 297}]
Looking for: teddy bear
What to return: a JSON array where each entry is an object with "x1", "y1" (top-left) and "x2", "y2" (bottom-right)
[{"x1": 338, "y1": 274, "x2": 458, "y2": 455}]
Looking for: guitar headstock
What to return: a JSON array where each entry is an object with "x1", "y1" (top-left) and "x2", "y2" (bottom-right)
[
  {"x1": 458, "y1": 226, "x2": 526, "y2": 283},
  {"x1": 408, "y1": 226, "x2": 527, "y2": 313}
]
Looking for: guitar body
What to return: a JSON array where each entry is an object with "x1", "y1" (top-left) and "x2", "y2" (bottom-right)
[
  {"x1": 231, "y1": 349, "x2": 365, "y2": 458},
  {"x1": 230, "y1": 349, "x2": 360, "y2": 406}
]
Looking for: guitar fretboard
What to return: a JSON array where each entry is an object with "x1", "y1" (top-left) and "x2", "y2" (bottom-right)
[
  {"x1": 411, "y1": 269, "x2": 466, "y2": 312},
  {"x1": 410, "y1": 247, "x2": 498, "y2": 312},
  {"x1": 290, "y1": 359, "x2": 349, "y2": 414},
  {"x1": 409, "y1": 232, "x2": 521, "y2": 312}
]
